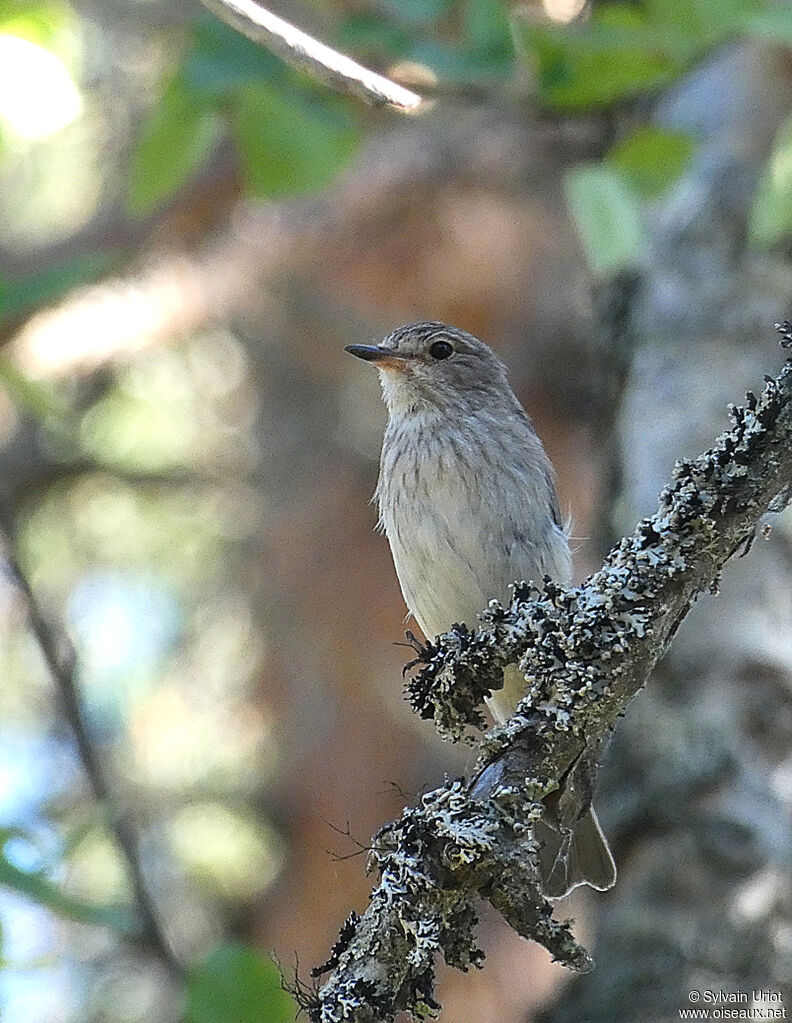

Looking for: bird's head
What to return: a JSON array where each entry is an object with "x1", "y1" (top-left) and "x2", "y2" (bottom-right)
[{"x1": 345, "y1": 321, "x2": 511, "y2": 415}]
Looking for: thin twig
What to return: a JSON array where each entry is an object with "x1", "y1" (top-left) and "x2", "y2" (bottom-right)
[
  {"x1": 0, "y1": 508, "x2": 183, "y2": 978},
  {"x1": 197, "y1": 0, "x2": 423, "y2": 112}
]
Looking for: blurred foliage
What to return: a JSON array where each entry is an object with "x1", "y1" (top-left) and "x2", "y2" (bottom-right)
[
  {"x1": 0, "y1": 354, "x2": 66, "y2": 420},
  {"x1": 129, "y1": 14, "x2": 361, "y2": 214},
  {"x1": 606, "y1": 126, "x2": 695, "y2": 199},
  {"x1": 516, "y1": 0, "x2": 792, "y2": 273},
  {"x1": 232, "y1": 83, "x2": 359, "y2": 197},
  {"x1": 127, "y1": 78, "x2": 222, "y2": 217},
  {"x1": 0, "y1": 826, "x2": 137, "y2": 937},
  {"x1": 0, "y1": 256, "x2": 113, "y2": 323},
  {"x1": 563, "y1": 162, "x2": 646, "y2": 276},
  {"x1": 0, "y1": 0, "x2": 78, "y2": 52},
  {"x1": 750, "y1": 113, "x2": 792, "y2": 246},
  {"x1": 513, "y1": 0, "x2": 792, "y2": 273},
  {"x1": 0, "y1": 0, "x2": 791, "y2": 317},
  {"x1": 186, "y1": 943, "x2": 295, "y2": 1023},
  {"x1": 0, "y1": 330, "x2": 286, "y2": 1019},
  {"x1": 338, "y1": 0, "x2": 514, "y2": 79}
]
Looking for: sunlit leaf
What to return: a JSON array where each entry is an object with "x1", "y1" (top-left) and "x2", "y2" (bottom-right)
[
  {"x1": 0, "y1": 0, "x2": 75, "y2": 50},
  {"x1": 186, "y1": 943, "x2": 295, "y2": 1023},
  {"x1": 608, "y1": 126, "x2": 695, "y2": 198},
  {"x1": 127, "y1": 77, "x2": 221, "y2": 216},
  {"x1": 749, "y1": 114, "x2": 792, "y2": 246},
  {"x1": 231, "y1": 84, "x2": 359, "y2": 198},
  {"x1": 564, "y1": 163, "x2": 646, "y2": 276}
]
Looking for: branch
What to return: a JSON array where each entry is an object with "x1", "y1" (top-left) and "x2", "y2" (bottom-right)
[
  {"x1": 309, "y1": 336, "x2": 792, "y2": 1022},
  {"x1": 197, "y1": 0, "x2": 423, "y2": 113},
  {"x1": 0, "y1": 509, "x2": 183, "y2": 978}
]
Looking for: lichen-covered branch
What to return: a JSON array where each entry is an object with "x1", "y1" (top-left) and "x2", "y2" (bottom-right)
[
  {"x1": 307, "y1": 336, "x2": 792, "y2": 1023},
  {"x1": 197, "y1": 0, "x2": 423, "y2": 113}
]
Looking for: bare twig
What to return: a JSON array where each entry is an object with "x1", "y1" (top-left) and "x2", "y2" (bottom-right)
[
  {"x1": 0, "y1": 508, "x2": 183, "y2": 978},
  {"x1": 309, "y1": 345, "x2": 792, "y2": 1022},
  {"x1": 197, "y1": 0, "x2": 423, "y2": 113}
]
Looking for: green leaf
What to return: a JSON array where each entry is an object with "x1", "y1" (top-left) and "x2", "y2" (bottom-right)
[
  {"x1": 127, "y1": 78, "x2": 221, "y2": 216},
  {"x1": 0, "y1": 356, "x2": 66, "y2": 419},
  {"x1": 643, "y1": 0, "x2": 750, "y2": 59},
  {"x1": 739, "y1": 6, "x2": 792, "y2": 45},
  {"x1": 339, "y1": 0, "x2": 513, "y2": 79},
  {"x1": 0, "y1": 837, "x2": 137, "y2": 935},
  {"x1": 183, "y1": 15, "x2": 286, "y2": 95},
  {"x1": 336, "y1": 14, "x2": 415, "y2": 64},
  {"x1": 608, "y1": 126, "x2": 695, "y2": 198},
  {"x1": 378, "y1": 0, "x2": 449, "y2": 27},
  {"x1": 396, "y1": 37, "x2": 486, "y2": 77},
  {"x1": 749, "y1": 114, "x2": 792, "y2": 246},
  {"x1": 564, "y1": 163, "x2": 646, "y2": 276},
  {"x1": 0, "y1": 253, "x2": 112, "y2": 324},
  {"x1": 186, "y1": 943, "x2": 295, "y2": 1023},
  {"x1": 231, "y1": 84, "x2": 359, "y2": 198},
  {"x1": 462, "y1": 0, "x2": 515, "y2": 73},
  {"x1": 517, "y1": 8, "x2": 681, "y2": 111}
]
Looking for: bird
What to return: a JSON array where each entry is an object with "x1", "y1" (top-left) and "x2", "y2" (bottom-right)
[{"x1": 345, "y1": 320, "x2": 616, "y2": 898}]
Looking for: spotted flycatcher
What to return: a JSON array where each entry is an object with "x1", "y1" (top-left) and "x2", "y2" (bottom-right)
[{"x1": 346, "y1": 321, "x2": 616, "y2": 898}]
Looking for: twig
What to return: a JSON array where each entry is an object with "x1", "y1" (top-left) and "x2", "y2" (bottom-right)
[
  {"x1": 0, "y1": 508, "x2": 184, "y2": 978},
  {"x1": 309, "y1": 346, "x2": 792, "y2": 1022},
  {"x1": 197, "y1": 0, "x2": 423, "y2": 113}
]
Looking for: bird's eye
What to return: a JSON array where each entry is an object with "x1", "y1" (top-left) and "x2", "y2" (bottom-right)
[{"x1": 428, "y1": 339, "x2": 454, "y2": 361}]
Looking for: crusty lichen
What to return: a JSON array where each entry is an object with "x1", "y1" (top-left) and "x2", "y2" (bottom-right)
[
  {"x1": 312, "y1": 347, "x2": 792, "y2": 1023},
  {"x1": 312, "y1": 778, "x2": 589, "y2": 1022}
]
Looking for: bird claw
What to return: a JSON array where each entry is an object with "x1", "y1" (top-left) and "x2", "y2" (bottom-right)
[
  {"x1": 404, "y1": 629, "x2": 425, "y2": 653},
  {"x1": 401, "y1": 629, "x2": 431, "y2": 676}
]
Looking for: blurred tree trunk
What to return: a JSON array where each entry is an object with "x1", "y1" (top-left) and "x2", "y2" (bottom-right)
[{"x1": 542, "y1": 42, "x2": 792, "y2": 1023}]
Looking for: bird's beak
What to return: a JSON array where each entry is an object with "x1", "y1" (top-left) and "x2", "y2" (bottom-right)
[{"x1": 344, "y1": 345, "x2": 408, "y2": 371}]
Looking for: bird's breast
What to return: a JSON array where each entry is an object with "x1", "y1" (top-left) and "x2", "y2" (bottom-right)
[{"x1": 376, "y1": 415, "x2": 571, "y2": 642}]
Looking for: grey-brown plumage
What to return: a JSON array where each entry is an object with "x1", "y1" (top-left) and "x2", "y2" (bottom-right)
[{"x1": 346, "y1": 321, "x2": 616, "y2": 898}]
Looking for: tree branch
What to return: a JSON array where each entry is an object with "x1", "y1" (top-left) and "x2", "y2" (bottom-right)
[
  {"x1": 197, "y1": 0, "x2": 423, "y2": 113},
  {"x1": 0, "y1": 508, "x2": 183, "y2": 978},
  {"x1": 309, "y1": 336, "x2": 792, "y2": 1022}
]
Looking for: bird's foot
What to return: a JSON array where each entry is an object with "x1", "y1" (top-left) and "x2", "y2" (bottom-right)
[{"x1": 399, "y1": 629, "x2": 432, "y2": 676}]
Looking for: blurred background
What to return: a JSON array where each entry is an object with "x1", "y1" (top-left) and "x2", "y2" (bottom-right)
[{"x1": 0, "y1": 0, "x2": 792, "y2": 1020}]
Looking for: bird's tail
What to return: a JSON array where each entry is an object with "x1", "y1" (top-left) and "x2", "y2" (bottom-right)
[{"x1": 535, "y1": 806, "x2": 617, "y2": 899}]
